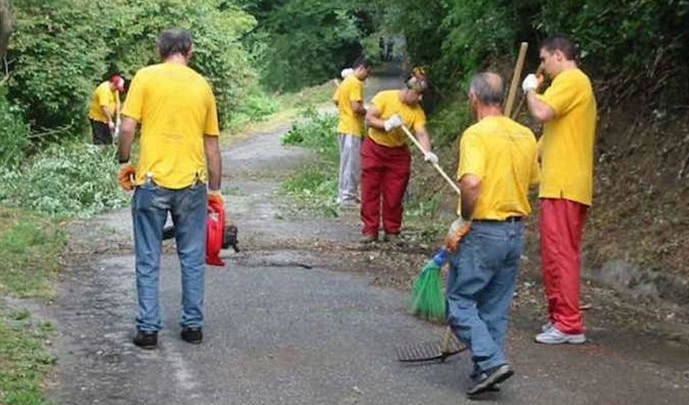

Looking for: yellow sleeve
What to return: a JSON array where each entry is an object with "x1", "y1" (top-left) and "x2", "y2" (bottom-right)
[
  {"x1": 96, "y1": 85, "x2": 111, "y2": 107},
  {"x1": 121, "y1": 73, "x2": 144, "y2": 121},
  {"x1": 348, "y1": 80, "x2": 363, "y2": 102},
  {"x1": 370, "y1": 92, "x2": 385, "y2": 115},
  {"x1": 412, "y1": 107, "x2": 427, "y2": 132},
  {"x1": 204, "y1": 85, "x2": 220, "y2": 136},
  {"x1": 538, "y1": 75, "x2": 577, "y2": 117},
  {"x1": 457, "y1": 130, "x2": 485, "y2": 180}
]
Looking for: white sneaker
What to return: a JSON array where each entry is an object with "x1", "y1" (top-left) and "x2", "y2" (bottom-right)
[
  {"x1": 542, "y1": 321, "x2": 552, "y2": 332},
  {"x1": 535, "y1": 327, "x2": 586, "y2": 344}
]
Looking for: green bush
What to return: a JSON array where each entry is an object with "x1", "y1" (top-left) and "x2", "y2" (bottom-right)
[
  {"x1": 0, "y1": 142, "x2": 128, "y2": 216},
  {"x1": 7, "y1": 0, "x2": 258, "y2": 133},
  {"x1": 229, "y1": 86, "x2": 278, "y2": 129},
  {"x1": 8, "y1": 0, "x2": 109, "y2": 133},
  {"x1": 0, "y1": 90, "x2": 30, "y2": 168},
  {"x1": 281, "y1": 109, "x2": 338, "y2": 162},
  {"x1": 280, "y1": 108, "x2": 339, "y2": 216}
]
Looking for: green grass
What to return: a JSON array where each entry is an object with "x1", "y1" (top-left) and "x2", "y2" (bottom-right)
[
  {"x1": 279, "y1": 109, "x2": 340, "y2": 217},
  {"x1": 282, "y1": 165, "x2": 339, "y2": 217},
  {"x1": 0, "y1": 206, "x2": 65, "y2": 405},
  {"x1": 0, "y1": 208, "x2": 65, "y2": 299},
  {"x1": 0, "y1": 312, "x2": 56, "y2": 405}
]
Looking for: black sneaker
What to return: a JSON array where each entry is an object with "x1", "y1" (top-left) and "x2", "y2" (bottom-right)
[
  {"x1": 470, "y1": 371, "x2": 501, "y2": 392},
  {"x1": 467, "y1": 364, "x2": 513, "y2": 397},
  {"x1": 180, "y1": 327, "x2": 203, "y2": 344},
  {"x1": 133, "y1": 330, "x2": 158, "y2": 349}
]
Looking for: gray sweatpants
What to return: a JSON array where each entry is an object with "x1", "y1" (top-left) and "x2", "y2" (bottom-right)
[{"x1": 337, "y1": 133, "x2": 362, "y2": 204}]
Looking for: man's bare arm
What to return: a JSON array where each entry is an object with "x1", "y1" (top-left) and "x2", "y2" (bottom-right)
[
  {"x1": 204, "y1": 135, "x2": 222, "y2": 191},
  {"x1": 459, "y1": 173, "x2": 481, "y2": 220}
]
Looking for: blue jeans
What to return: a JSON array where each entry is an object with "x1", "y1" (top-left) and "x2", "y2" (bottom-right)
[
  {"x1": 446, "y1": 221, "x2": 524, "y2": 373},
  {"x1": 132, "y1": 177, "x2": 207, "y2": 332}
]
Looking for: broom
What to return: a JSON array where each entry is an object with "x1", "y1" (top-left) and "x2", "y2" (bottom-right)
[{"x1": 409, "y1": 247, "x2": 448, "y2": 321}]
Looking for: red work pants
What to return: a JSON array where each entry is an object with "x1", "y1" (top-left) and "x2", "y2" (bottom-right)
[
  {"x1": 540, "y1": 198, "x2": 589, "y2": 334},
  {"x1": 360, "y1": 137, "x2": 411, "y2": 237}
]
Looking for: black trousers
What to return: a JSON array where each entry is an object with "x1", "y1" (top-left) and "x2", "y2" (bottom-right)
[{"x1": 90, "y1": 119, "x2": 112, "y2": 145}]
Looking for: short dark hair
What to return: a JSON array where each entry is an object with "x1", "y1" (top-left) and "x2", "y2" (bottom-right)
[
  {"x1": 352, "y1": 56, "x2": 370, "y2": 69},
  {"x1": 157, "y1": 29, "x2": 193, "y2": 60},
  {"x1": 541, "y1": 35, "x2": 577, "y2": 61},
  {"x1": 469, "y1": 72, "x2": 504, "y2": 106}
]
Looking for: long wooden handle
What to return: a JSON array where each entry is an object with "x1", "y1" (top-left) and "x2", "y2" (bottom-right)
[
  {"x1": 400, "y1": 124, "x2": 462, "y2": 196},
  {"x1": 504, "y1": 42, "x2": 528, "y2": 117}
]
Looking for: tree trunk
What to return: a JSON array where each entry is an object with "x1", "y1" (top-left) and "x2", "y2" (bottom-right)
[{"x1": 0, "y1": 0, "x2": 12, "y2": 60}]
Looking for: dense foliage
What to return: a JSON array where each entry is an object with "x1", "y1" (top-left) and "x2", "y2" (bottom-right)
[
  {"x1": 241, "y1": 0, "x2": 378, "y2": 91},
  {"x1": 388, "y1": 0, "x2": 689, "y2": 101},
  {"x1": 6, "y1": 0, "x2": 256, "y2": 133}
]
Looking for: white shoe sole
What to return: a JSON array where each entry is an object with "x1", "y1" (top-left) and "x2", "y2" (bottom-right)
[{"x1": 535, "y1": 334, "x2": 586, "y2": 344}]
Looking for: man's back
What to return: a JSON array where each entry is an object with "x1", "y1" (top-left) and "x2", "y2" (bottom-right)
[
  {"x1": 121, "y1": 62, "x2": 219, "y2": 189},
  {"x1": 458, "y1": 116, "x2": 539, "y2": 220}
]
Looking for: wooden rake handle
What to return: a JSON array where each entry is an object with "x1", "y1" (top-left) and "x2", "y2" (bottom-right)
[
  {"x1": 400, "y1": 124, "x2": 462, "y2": 197},
  {"x1": 504, "y1": 42, "x2": 529, "y2": 117}
]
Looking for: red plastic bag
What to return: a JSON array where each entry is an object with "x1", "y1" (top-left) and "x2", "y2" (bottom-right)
[{"x1": 206, "y1": 198, "x2": 225, "y2": 266}]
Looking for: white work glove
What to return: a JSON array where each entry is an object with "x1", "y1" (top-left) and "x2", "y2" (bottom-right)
[
  {"x1": 522, "y1": 73, "x2": 539, "y2": 93},
  {"x1": 108, "y1": 120, "x2": 116, "y2": 131},
  {"x1": 423, "y1": 151, "x2": 439, "y2": 165},
  {"x1": 383, "y1": 114, "x2": 403, "y2": 132}
]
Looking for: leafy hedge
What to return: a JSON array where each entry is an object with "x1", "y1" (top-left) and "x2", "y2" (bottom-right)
[{"x1": 6, "y1": 0, "x2": 257, "y2": 133}]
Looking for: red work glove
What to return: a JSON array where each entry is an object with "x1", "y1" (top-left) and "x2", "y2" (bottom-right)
[
  {"x1": 445, "y1": 217, "x2": 471, "y2": 253},
  {"x1": 118, "y1": 163, "x2": 136, "y2": 191}
]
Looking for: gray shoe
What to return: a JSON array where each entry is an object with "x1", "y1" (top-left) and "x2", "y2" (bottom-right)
[
  {"x1": 339, "y1": 200, "x2": 359, "y2": 209},
  {"x1": 535, "y1": 327, "x2": 586, "y2": 344}
]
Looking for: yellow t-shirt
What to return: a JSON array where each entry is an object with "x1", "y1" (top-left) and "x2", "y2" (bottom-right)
[
  {"x1": 457, "y1": 115, "x2": 539, "y2": 220},
  {"x1": 88, "y1": 81, "x2": 120, "y2": 124},
  {"x1": 536, "y1": 68, "x2": 597, "y2": 206},
  {"x1": 121, "y1": 63, "x2": 220, "y2": 189},
  {"x1": 367, "y1": 90, "x2": 426, "y2": 147},
  {"x1": 335, "y1": 75, "x2": 365, "y2": 136}
]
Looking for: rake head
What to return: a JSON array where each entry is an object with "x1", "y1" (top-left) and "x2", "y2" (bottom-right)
[{"x1": 395, "y1": 332, "x2": 466, "y2": 363}]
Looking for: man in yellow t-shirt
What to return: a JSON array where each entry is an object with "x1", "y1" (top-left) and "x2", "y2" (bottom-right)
[
  {"x1": 361, "y1": 67, "x2": 438, "y2": 243},
  {"x1": 117, "y1": 28, "x2": 222, "y2": 349},
  {"x1": 523, "y1": 35, "x2": 597, "y2": 345},
  {"x1": 333, "y1": 57, "x2": 370, "y2": 208},
  {"x1": 448, "y1": 72, "x2": 538, "y2": 397},
  {"x1": 87, "y1": 75, "x2": 124, "y2": 145}
]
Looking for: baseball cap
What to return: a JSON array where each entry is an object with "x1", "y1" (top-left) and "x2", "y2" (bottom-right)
[{"x1": 110, "y1": 75, "x2": 125, "y2": 92}]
